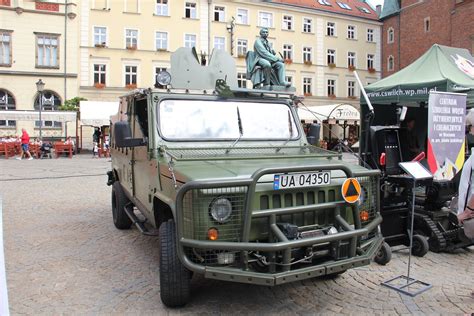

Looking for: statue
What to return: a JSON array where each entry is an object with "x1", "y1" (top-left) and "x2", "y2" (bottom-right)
[{"x1": 246, "y1": 28, "x2": 291, "y2": 88}]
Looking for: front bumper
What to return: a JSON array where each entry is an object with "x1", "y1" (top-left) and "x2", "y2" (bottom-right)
[{"x1": 176, "y1": 164, "x2": 382, "y2": 285}]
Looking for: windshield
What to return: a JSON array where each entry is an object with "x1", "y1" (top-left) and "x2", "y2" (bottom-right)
[{"x1": 158, "y1": 99, "x2": 300, "y2": 140}]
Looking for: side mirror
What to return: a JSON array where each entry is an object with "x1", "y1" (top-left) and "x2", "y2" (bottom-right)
[{"x1": 114, "y1": 121, "x2": 146, "y2": 148}]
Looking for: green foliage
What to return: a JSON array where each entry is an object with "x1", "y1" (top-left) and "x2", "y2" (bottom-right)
[{"x1": 59, "y1": 97, "x2": 87, "y2": 111}]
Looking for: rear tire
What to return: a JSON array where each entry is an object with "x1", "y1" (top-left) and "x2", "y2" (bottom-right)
[
  {"x1": 411, "y1": 234, "x2": 429, "y2": 257},
  {"x1": 111, "y1": 182, "x2": 133, "y2": 229},
  {"x1": 374, "y1": 242, "x2": 392, "y2": 265},
  {"x1": 159, "y1": 219, "x2": 191, "y2": 307}
]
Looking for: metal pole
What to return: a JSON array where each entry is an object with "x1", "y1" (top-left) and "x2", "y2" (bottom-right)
[
  {"x1": 39, "y1": 92, "x2": 43, "y2": 140},
  {"x1": 407, "y1": 179, "x2": 416, "y2": 283}
]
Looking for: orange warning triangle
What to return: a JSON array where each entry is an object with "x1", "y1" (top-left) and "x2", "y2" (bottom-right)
[{"x1": 341, "y1": 178, "x2": 361, "y2": 203}]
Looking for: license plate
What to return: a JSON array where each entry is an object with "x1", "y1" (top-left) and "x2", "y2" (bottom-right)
[{"x1": 273, "y1": 171, "x2": 331, "y2": 190}]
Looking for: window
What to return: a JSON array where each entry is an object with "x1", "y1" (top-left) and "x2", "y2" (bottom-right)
[
  {"x1": 156, "y1": 0, "x2": 168, "y2": 16},
  {"x1": 237, "y1": 9, "x2": 248, "y2": 24},
  {"x1": 318, "y1": 0, "x2": 331, "y2": 5},
  {"x1": 285, "y1": 76, "x2": 293, "y2": 85},
  {"x1": 347, "y1": 80, "x2": 355, "y2": 97},
  {"x1": 388, "y1": 55, "x2": 394, "y2": 71},
  {"x1": 337, "y1": 2, "x2": 351, "y2": 10},
  {"x1": 347, "y1": 52, "x2": 355, "y2": 67},
  {"x1": 237, "y1": 39, "x2": 247, "y2": 56},
  {"x1": 303, "y1": 77, "x2": 312, "y2": 95},
  {"x1": 259, "y1": 12, "x2": 273, "y2": 28},
  {"x1": 282, "y1": 15, "x2": 293, "y2": 30},
  {"x1": 327, "y1": 49, "x2": 335, "y2": 65},
  {"x1": 237, "y1": 72, "x2": 247, "y2": 88},
  {"x1": 357, "y1": 6, "x2": 371, "y2": 13},
  {"x1": 424, "y1": 17, "x2": 430, "y2": 32},
  {"x1": 185, "y1": 2, "x2": 196, "y2": 19},
  {"x1": 367, "y1": 54, "x2": 374, "y2": 70},
  {"x1": 155, "y1": 32, "x2": 168, "y2": 50},
  {"x1": 36, "y1": 34, "x2": 59, "y2": 68},
  {"x1": 34, "y1": 91, "x2": 62, "y2": 128},
  {"x1": 93, "y1": 64, "x2": 106, "y2": 85},
  {"x1": 125, "y1": 29, "x2": 138, "y2": 49},
  {"x1": 0, "y1": 89, "x2": 15, "y2": 127},
  {"x1": 347, "y1": 25, "x2": 355, "y2": 39},
  {"x1": 94, "y1": 26, "x2": 107, "y2": 46},
  {"x1": 125, "y1": 65, "x2": 137, "y2": 85},
  {"x1": 327, "y1": 79, "x2": 336, "y2": 96},
  {"x1": 367, "y1": 28, "x2": 374, "y2": 42},
  {"x1": 303, "y1": 18, "x2": 312, "y2": 33},
  {"x1": 214, "y1": 6, "x2": 225, "y2": 22},
  {"x1": 214, "y1": 37, "x2": 225, "y2": 51},
  {"x1": 327, "y1": 22, "x2": 335, "y2": 36},
  {"x1": 283, "y1": 44, "x2": 292, "y2": 60},
  {"x1": 184, "y1": 34, "x2": 196, "y2": 48},
  {"x1": 303, "y1": 47, "x2": 312, "y2": 63},
  {"x1": 0, "y1": 31, "x2": 11, "y2": 66},
  {"x1": 387, "y1": 27, "x2": 394, "y2": 44}
]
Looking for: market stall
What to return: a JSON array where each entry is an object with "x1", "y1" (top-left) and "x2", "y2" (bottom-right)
[{"x1": 79, "y1": 101, "x2": 119, "y2": 150}]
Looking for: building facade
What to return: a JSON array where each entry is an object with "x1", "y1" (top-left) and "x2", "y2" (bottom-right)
[
  {"x1": 79, "y1": 0, "x2": 382, "y2": 109},
  {"x1": 0, "y1": 0, "x2": 79, "y2": 138},
  {"x1": 380, "y1": 0, "x2": 474, "y2": 78}
]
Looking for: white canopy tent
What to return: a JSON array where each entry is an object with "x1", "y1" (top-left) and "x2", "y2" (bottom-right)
[
  {"x1": 0, "y1": 110, "x2": 76, "y2": 122},
  {"x1": 297, "y1": 103, "x2": 360, "y2": 123},
  {"x1": 80, "y1": 101, "x2": 119, "y2": 126}
]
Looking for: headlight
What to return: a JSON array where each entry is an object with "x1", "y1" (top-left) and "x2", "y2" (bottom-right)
[
  {"x1": 156, "y1": 70, "x2": 171, "y2": 86},
  {"x1": 358, "y1": 186, "x2": 367, "y2": 206},
  {"x1": 209, "y1": 197, "x2": 233, "y2": 223}
]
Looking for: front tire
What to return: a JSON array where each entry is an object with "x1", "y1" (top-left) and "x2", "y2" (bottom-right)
[
  {"x1": 374, "y1": 242, "x2": 392, "y2": 265},
  {"x1": 159, "y1": 219, "x2": 191, "y2": 307},
  {"x1": 111, "y1": 182, "x2": 133, "y2": 229},
  {"x1": 411, "y1": 234, "x2": 429, "y2": 257}
]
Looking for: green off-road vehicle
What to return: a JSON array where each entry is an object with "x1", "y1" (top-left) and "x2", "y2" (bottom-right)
[{"x1": 107, "y1": 48, "x2": 384, "y2": 307}]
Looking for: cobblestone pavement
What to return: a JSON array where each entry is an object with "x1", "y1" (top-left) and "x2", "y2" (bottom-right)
[{"x1": 0, "y1": 155, "x2": 473, "y2": 315}]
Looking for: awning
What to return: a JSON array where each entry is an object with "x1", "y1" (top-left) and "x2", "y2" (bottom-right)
[
  {"x1": 297, "y1": 104, "x2": 360, "y2": 123},
  {"x1": 0, "y1": 110, "x2": 76, "y2": 121},
  {"x1": 80, "y1": 101, "x2": 119, "y2": 126}
]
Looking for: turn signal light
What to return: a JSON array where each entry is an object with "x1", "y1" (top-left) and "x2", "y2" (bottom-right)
[
  {"x1": 379, "y1": 153, "x2": 386, "y2": 166},
  {"x1": 360, "y1": 210, "x2": 369, "y2": 222},
  {"x1": 208, "y1": 227, "x2": 219, "y2": 241}
]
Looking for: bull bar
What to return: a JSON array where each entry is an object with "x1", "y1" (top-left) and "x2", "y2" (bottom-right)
[{"x1": 175, "y1": 164, "x2": 383, "y2": 285}]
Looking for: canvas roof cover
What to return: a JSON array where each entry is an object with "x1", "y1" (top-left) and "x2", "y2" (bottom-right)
[
  {"x1": 363, "y1": 44, "x2": 474, "y2": 107},
  {"x1": 80, "y1": 101, "x2": 119, "y2": 126}
]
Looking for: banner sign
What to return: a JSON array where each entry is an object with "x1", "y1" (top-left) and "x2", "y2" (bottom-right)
[{"x1": 427, "y1": 91, "x2": 467, "y2": 180}]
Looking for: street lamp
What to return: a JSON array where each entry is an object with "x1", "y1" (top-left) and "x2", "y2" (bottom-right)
[
  {"x1": 36, "y1": 79, "x2": 45, "y2": 140},
  {"x1": 226, "y1": 16, "x2": 235, "y2": 56}
]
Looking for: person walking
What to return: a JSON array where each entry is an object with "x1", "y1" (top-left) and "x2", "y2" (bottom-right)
[{"x1": 16, "y1": 128, "x2": 33, "y2": 160}]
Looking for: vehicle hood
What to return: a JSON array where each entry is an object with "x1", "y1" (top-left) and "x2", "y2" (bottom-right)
[{"x1": 165, "y1": 157, "x2": 370, "y2": 183}]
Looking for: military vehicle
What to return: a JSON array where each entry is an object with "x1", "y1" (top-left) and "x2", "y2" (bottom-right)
[{"x1": 107, "y1": 48, "x2": 385, "y2": 307}]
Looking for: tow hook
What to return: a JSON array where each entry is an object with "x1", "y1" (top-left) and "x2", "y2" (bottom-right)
[{"x1": 106, "y1": 170, "x2": 115, "y2": 186}]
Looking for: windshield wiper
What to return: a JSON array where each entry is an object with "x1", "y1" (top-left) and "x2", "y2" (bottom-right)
[
  {"x1": 276, "y1": 110, "x2": 293, "y2": 152},
  {"x1": 225, "y1": 106, "x2": 243, "y2": 154}
]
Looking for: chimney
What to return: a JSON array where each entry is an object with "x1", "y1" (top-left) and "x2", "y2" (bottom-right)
[{"x1": 376, "y1": 4, "x2": 382, "y2": 16}]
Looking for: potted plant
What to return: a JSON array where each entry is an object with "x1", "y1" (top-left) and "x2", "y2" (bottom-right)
[
  {"x1": 368, "y1": 67, "x2": 376, "y2": 73},
  {"x1": 284, "y1": 58, "x2": 293, "y2": 64},
  {"x1": 328, "y1": 94, "x2": 336, "y2": 99},
  {"x1": 348, "y1": 95, "x2": 357, "y2": 99},
  {"x1": 304, "y1": 60, "x2": 312, "y2": 66},
  {"x1": 304, "y1": 93, "x2": 312, "y2": 97},
  {"x1": 94, "y1": 43, "x2": 106, "y2": 48},
  {"x1": 348, "y1": 65, "x2": 356, "y2": 71},
  {"x1": 125, "y1": 83, "x2": 137, "y2": 89},
  {"x1": 237, "y1": 53, "x2": 246, "y2": 59},
  {"x1": 126, "y1": 45, "x2": 137, "y2": 50},
  {"x1": 328, "y1": 63, "x2": 336, "y2": 68},
  {"x1": 94, "y1": 82, "x2": 105, "y2": 89}
]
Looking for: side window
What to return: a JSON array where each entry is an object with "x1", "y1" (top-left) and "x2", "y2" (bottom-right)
[{"x1": 134, "y1": 98, "x2": 149, "y2": 139}]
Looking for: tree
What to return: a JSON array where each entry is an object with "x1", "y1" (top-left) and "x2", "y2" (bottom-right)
[{"x1": 59, "y1": 97, "x2": 87, "y2": 111}]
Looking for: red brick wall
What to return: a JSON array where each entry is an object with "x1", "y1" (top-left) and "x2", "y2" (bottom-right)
[
  {"x1": 382, "y1": 16, "x2": 399, "y2": 77},
  {"x1": 380, "y1": 0, "x2": 474, "y2": 78},
  {"x1": 451, "y1": 0, "x2": 474, "y2": 54}
]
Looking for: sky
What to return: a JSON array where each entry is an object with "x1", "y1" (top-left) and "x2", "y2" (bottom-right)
[{"x1": 366, "y1": 0, "x2": 384, "y2": 10}]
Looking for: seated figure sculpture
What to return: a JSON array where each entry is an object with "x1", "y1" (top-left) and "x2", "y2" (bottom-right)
[{"x1": 246, "y1": 28, "x2": 291, "y2": 88}]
